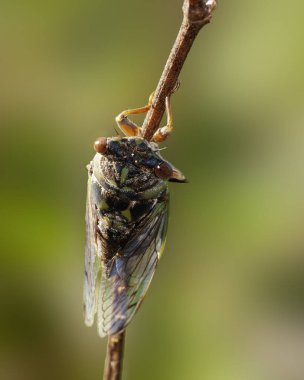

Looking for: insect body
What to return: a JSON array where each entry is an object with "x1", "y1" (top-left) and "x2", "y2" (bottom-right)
[{"x1": 84, "y1": 90, "x2": 185, "y2": 337}]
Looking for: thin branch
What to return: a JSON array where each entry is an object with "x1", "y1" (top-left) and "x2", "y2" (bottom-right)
[
  {"x1": 103, "y1": 1, "x2": 217, "y2": 379},
  {"x1": 103, "y1": 331, "x2": 125, "y2": 380},
  {"x1": 142, "y1": 0, "x2": 217, "y2": 141}
]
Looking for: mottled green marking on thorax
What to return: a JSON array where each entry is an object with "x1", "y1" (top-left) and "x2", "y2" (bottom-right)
[
  {"x1": 121, "y1": 207, "x2": 132, "y2": 221},
  {"x1": 120, "y1": 167, "x2": 129, "y2": 184},
  {"x1": 99, "y1": 199, "x2": 109, "y2": 211}
]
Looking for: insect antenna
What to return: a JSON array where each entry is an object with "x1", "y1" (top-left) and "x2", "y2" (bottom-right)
[{"x1": 113, "y1": 126, "x2": 121, "y2": 136}]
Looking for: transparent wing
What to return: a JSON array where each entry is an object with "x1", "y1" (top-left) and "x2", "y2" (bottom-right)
[
  {"x1": 84, "y1": 171, "x2": 102, "y2": 326},
  {"x1": 97, "y1": 200, "x2": 168, "y2": 337}
]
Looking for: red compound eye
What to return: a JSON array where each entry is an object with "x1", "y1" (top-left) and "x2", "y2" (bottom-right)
[
  {"x1": 94, "y1": 137, "x2": 107, "y2": 154},
  {"x1": 154, "y1": 162, "x2": 173, "y2": 179}
]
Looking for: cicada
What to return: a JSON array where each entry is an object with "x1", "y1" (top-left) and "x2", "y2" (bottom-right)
[{"x1": 84, "y1": 89, "x2": 186, "y2": 337}]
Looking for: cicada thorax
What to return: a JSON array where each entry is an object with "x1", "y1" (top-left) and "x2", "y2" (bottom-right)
[{"x1": 93, "y1": 183, "x2": 161, "y2": 251}]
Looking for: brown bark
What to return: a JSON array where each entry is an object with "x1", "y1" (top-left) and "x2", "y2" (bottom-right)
[
  {"x1": 142, "y1": 0, "x2": 217, "y2": 141},
  {"x1": 103, "y1": 331, "x2": 125, "y2": 380}
]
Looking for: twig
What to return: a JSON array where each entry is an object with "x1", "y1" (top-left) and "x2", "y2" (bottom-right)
[
  {"x1": 103, "y1": 331, "x2": 125, "y2": 380},
  {"x1": 142, "y1": 0, "x2": 217, "y2": 141},
  {"x1": 103, "y1": 1, "x2": 216, "y2": 379}
]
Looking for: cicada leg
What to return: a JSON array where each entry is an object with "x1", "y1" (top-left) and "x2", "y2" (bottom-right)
[
  {"x1": 115, "y1": 92, "x2": 154, "y2": 137},
  {"x1": 152, "y1": 81, "x2": 180, "y2": 143}
]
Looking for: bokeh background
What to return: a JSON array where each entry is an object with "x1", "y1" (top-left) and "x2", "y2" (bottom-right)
[{"x1": 1, "y1": 1, "x2": 304, "y2": 379}]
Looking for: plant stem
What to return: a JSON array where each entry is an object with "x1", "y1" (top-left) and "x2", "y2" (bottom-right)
[
  {"x1": 142, "y1": 0, "x2": 217, "y2": 141},
  {"x1": 103, "y1": 331, "x2": 125, "y2": 380},
  {"x1": 103, "y1": 2, "x2": 216, "y2": 379}
]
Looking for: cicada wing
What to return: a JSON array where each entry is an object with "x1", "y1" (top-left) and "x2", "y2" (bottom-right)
[
  {"x1": 97, "y1": 200, "x2": 169, "y2": 337},
  {"x1": 84, "y1": 170, "x2": 102, "y2": 326}
]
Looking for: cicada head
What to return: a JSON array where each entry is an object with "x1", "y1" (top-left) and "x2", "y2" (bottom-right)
[{"x1": 93, "y1": 136, "x2": 186, "y2": 194}]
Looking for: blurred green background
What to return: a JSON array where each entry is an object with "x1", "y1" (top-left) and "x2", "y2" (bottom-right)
[{"x1": 1, "y1": 1, "x2": 304, "y2": 379}]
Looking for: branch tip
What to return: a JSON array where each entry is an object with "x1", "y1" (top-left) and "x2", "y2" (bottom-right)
[{"x1": 183, "y1": 0, "x2": 217, "y2": 25}]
